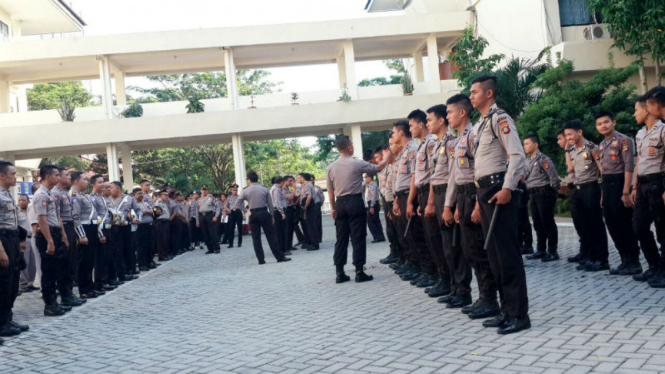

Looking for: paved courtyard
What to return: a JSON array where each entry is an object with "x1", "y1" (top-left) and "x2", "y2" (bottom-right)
[{"x1": 1, "y1": 216, "x2": 664, "y2": 374}]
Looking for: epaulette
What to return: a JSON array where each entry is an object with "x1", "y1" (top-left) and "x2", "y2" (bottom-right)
[
  {"x1": 565, "y1": 146, "x2": 575, "y2": 153},
  {"x1": 585, "y1": 141, "x2": 596, "y2": 149}
]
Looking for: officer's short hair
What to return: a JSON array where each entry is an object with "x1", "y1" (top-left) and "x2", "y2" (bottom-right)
[
  {"x1": 363, "y1": 150, "x2": 374, "y2": 162},
  {"x1": 39, "y1": 164, "x2": 58, "y2": 180},
  {"x1": 374, "y1": 145, "x2": 385, "y2": 154},
  {"x1": 471, "y1": 75, "x2": 498, "y2": 95},
  {"x1": 247, "y1": 171, "x2": 259, "y2": 183},
  {"x1": 636, "y1": 94, "x2": 648, "y2": 105},
  {"x1": 646, "y1": 86, "x2": 665, "y2": 106},
  {"x1": 90, "y1": 174, "x2": 104, "y2": 184},
  {"x1": 111, "y1": 181, "x2": 123, "y2": 190},
  {"x1": 31, "y1": 183, "x2": 41, "y2": 194},
  {"x1": 132, "y1": 187, "x2": 142, "y2": 195},
  {"x1": 594, "y1": 111, "x2": 614, "y2": 122},
  {"x1": 524, "y1": 133, "x2": 540, "y2": 145},
  {"x1": 168, "y1": 189, "x2": 177, "y2": 198},
  {"x1": 70, "y1": 171, "x2": 84, "y2": 183},
  {"x1": 407, "y1": 109, "x2": 427, "y2": 125},
  {"x1": 335, "y1": 135, "x2": 352, "y2": 153},
  {"x1": 283, "y1": 175, "x2": 294, "y2": 181},
  {"x1": 19, "y1": 193, "x2": 29, "y2": 199},
  {"x1": 446, "y1": 94, "x2": 473, "y2": 116},
  {"x1": 556, "y1": 129, "x2": 565, "y2": 137},
  {"x1": 0, "y1": 160, "x2": 14, "y2": 175},
  {"x1": 271, "y1": 176, "x2": 283, "y2": 184},
  {"x1": 426, "y1": 104, "x2": 448, "y2": 124},
  {"x1": 393, "y1": 120, "x2": 411, "y2": 137},
  {"x1": 139, "y1": 179, "x2": 150, "y2": 185},
  {"x1": 563, "y1": 120, "x2": 583, "y2": 131}
]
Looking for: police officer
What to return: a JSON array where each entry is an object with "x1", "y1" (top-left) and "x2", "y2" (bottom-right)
[
  {"x1": 388, "y1": 136, "x2": 406, "y2": 270},
  {"x1": 270, "y1": 176, "x2": 289, "y2": 255},
  {"x1": 299, "y1": 173, "x2": 319, "y2": 251},
  {"x1": 444, "y1": 94, "x2": 497, "y2": 315},
  {"x1": 282, "y1": 176, "x2": 298, "y2": 252},
  {"x1": 327, "y1": 135, "x2": 393, "y2": 283},
  {"x1": 632, "y1": 91, "x2": 665, "y2": 286},
  {"x1": 522, "y1": 134, "x2": 561, "y2": 262},
  {"x1": 312, "y1": 175, "x2": 324, "y2": 246},
  {"x1": 469, "y1": 76, "x2": 529, "y2": 334},
  {"x1": 235, "y1": 171, "x2": 291, "y2": 264},
  {"x1": 90, "y1": 175, "x2": 112, "y2": 293},
  {"x1": 34, "y1": 165, "x2": 71, "y2": 316},
  {"x1": 225, "y1": 185, "x2": 244, "y2": 249},
  {"x1": 564, "y1": 120, "x2": 610, "y2": 272},
  {"x1": 0, "y1": 161, "x2": 29, "y2": 340},
  {"x1": 407, "y1": 108, "x2": 446, "y2": 289},
  {"x1": 364, "y1": 174, "x2": 385, "y2": 243},
  {"x1": 198, "y1": 186, "x2": 220, "y2": 254},
  {"x1": 425, "y1": 103, "x2": 471, "y2": 300},
  {"x1": 594, "y1": 111, "x2": 642, "y2": 275},
  {"x1": 188, "y1": 193, "x2": 200, "y2": 249},
  {"x1": 70, "y1": 172, "x2": 98, "y2": 299},
  {"x1": 110, "y1": 181, "x2": 142, "y2": 278},
  {"x1": 153, "y1": 190, "x2": 171, "y2": 261},
  {"x1": 132, "y1": 188, "x2": 155, "y2": 271},
  {"x1": 376, "y1": 144, "x2": 401, "y2": 265}
]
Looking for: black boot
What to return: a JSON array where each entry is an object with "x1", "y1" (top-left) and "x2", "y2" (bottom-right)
[
  {"x1": 416, "y1": 273, "x2": 438, "y2": 288},
  {"x1": 446, "y1": 293, "x2": 472, "y2": 308},
  {"x1": 44, "y1": 303, "x2": 66, "y2": 317},
  {"x1": 619, "y1": 258, "x2": 643, "y2": 275},
  {"x1": 609, "y1": 257, "x2": 627, "y2": 275},
  {"x1": 541, "y1": 252, "x2": 560, "y2": 262},
  {"x1": 336, "y1": 265, "x2": 350, "y2": 284},
  {"x1": 355, "y1": 266, "x2": 374, "y2": 283},
  {"x1": 467, "y1": 295, "x2": 501, "y2": 320},
  {"x1": 427, "y1": 280, "x2": 452, "y2": 298},
  {"x1": 525, "y1": 251, "x2": 545, "y2": 260},
  {"x1": 520, "y1": 244, "x2": 534, "y2": 255}
]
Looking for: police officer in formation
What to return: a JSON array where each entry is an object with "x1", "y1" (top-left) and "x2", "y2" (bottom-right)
[
  {"x1": 363, "y1": 174, "x2": 385, "y2": 243},
  {"x1": 225, "y1": 185, "x2": 244, "y2": 248},
  {"x1": 197, "y1": 186, "x2": 220, "y2": 254}
]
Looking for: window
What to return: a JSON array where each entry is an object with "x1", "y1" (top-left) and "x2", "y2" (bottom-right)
[
  {"x1": 0, "y1": 21, "x2": 8, "y2": 42},
  {"x1": 559, "y1": 0, "x2": 602, "y2": 27}
]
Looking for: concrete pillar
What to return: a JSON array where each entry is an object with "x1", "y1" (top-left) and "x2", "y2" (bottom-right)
[
  {"x1": 115, "y1": 71, "x2": 127, "y2": 106},
  {"x1": 426, "y1": 34, "x2": 441, "y2": 92},
  {"x1": 343, "y1": 124, "x2": 363, "y2": 160},
  {"x1": 413, "y1": 51, "x2": 425, "y2": 82},
  {"x1": 342, "y1": 40, "x2": 358, "y2": 99},
  {"x1": 336, "y1": 56, "x2": 347, "y2": 89},
  {"x1": 97, "y1": 56, "x2": 114, "y2": 119},
  {"x1": 16, "y1": 86, "x2": 27, "y2": 112},
  {"x1": 106, "y1": 143, "x2": 121, "y2": 182},
  {"x1": 231, "y1": 134, "x2": 246, "y2": 189},
  {"x1": 223, "y1": 48, "x2": 239, "y2": 110},
  {"x1": 119, "y1": 144, "x2": 134, "y2": 192},
  {"x1": 0, "y1": 77, "x2": 10, "y2": 113},
  {"x1": 10, "y1": 19, "x2": 21, "y2": 39}
]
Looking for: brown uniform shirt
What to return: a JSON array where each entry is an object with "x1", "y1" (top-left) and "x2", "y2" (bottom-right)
[
  {"x1": 598, "y1": 131, "x2": 635, "y2": 175},
  {"x1": 568, "y1": 140, "x2": 601, "y2": 184},
  {"x1": 635, "y1": 120, "x2": 665, "y2": 176}
]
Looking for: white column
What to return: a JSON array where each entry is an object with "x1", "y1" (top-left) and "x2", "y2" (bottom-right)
[
  {"x1": 343, "y1": 124, "x2": 363, "y2": 160},
  {"x1": 106, "y1": 143, "x2": 120, "y2": 182},
  {"x1": 231, "y1": 134, "x2": 246, "y2": 188},
  {"x1": 119, "y1": 144, "x2": 134, "y2": 192},
  {"x1": 426, "y1": 34, "x2": 441, "y2": 92},
  {"x1": 10, "y1": 19, "x2": 21, "y2": 39},
  {"x1": 413, "y1": 51, "x2": 425, "y2": 82},
  {"x1": 97, "y1": 56, "x2": 114, "y2": 119},
  {"x1": 16, "y1": 86, "x2": 28, "y2": 112},
  {"x1": 115, "y1": 71, "x2": 127, "y2": 106},
  {"x1": 0, "y1": 77, "x2": 9, "y2": 113},
  {"x1": 223, "y1": 48, "x2": 239, "y2": 110},
  {"x1": 342, "y1": 40, "x2": 358, "y2": 99},
  {"x1": 336, "y1": 55, "x2": 347, "y2": 89}
]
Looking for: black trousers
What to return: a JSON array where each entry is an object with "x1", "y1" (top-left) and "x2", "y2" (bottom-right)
[
  {"x1": 568, "y1": 188, "x2": 586, "y2": 257},
  {"x1": 401, "y1": 192, "x2": 436, "y2": 274},
  {"x1": 273, "y1": 210, "x2": 287, "y2": 254},
  {"x1": 36, "y1": 228, "x2": 68, "y2": 304},
  {"x1": 478, "y1": 183, "x2": 528, "y2": 319},
  {"x1": 333, "y1": 194, "x2": 367, "y2": 267},
  {"x1": 529, "y1": 187, "x2": 558, "y2": 253},
  {"x1": 316, "y1": 203, "x2": 323, "y2": 243},
  {"x1": 120, "y1": 225, "x2": 136, "y2": 273},
  {"x1": 394, "y1": 192, "x2": 418, "y2": 267},
  {"x1": 155, "y1": 220, "x2": 171, "y2": 260},
  {"x1": 136, "y1": 224, "x2": 153, "y2": 267},
  {"x1": 294, "y1": 205, "x2": 305, "y2": 243},
  {"x1": 190, "y1": 218, "x2": 203, "y2": 244},
  {"x1": 602, "y1": 175, "x2": 640, "y2": 261},
  {"x1": 517, "y1": 184, "x2": 533, "y2": 247},
  {"x1": 249, "y1": 209, "x2": 284, "y2": 263},
  {"x1": 434, "y1": 185, "x2": 471, "y2": 295},
  {"x1": 304, "y1": 204, "x2": 318, "y2": 247},
  {"x1": 456, "y1": 185, "x2": 496, "y2": 296},
  {"x1": 226, "y1": 210, "x2": 243, "y2": 246},
  {"x1": 200, "y1": 212, "x2": 219, "y2": 252},
  {"x1": 285, "y1": 206, "x2": 296, "y2": 250},
  {"x1": 633, "y1": 176, "x2": 665, "y2": 270},
  {"x1": 62, "y1": 222, "x2": 76, "y2": 293},
  {"x1": 382, "y1": 200, "x2": 401, "y2": 259},
  {"x1": 77, "y1": 225, "x2": 98, "y2": 294},
  {"x1": 169, "y1": 219, "x2": 182, "y2": 256},
  {"x1": 572, "y1": 183, "x2": 608, "y2": 263},
  {"x1": 110, "y1": 226, "x2": 128, "y2": 279},
  {"x1": 0, "y1": 233, "x2": 20, "y2": 323},
  {"x1": 178, "y1": 219, "x2": 189, "y2": 252},
  {"x1": 366, "y1": 201, "x2": 385, "y2": 241},
  {"x1": 94, "y1": 228, "x2": 111, "y2": 288},
  {"x1": 417, "y1": 189, "x2": 448, "y2": 277}
]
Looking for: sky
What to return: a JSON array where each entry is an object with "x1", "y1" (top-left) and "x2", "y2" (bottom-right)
[{"x1": 69, "y1": 0, "x2": 398, "y2": 147}]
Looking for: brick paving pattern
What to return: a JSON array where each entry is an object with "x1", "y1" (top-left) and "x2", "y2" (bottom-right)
[{"x1": 1, "y1": 217, "x2": 664, "y2": 374}]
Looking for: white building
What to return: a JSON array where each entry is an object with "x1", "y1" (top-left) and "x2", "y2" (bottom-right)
[{"x1": 0, "y1": 0, "x2": 656, "y2": 192}]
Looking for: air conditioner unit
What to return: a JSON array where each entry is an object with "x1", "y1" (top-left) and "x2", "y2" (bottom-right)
[
  {"x1": 365, "y1": 0, "x2": 411, "y2": 12},
  {"x1": 583, "y1": 24, "x2": 610, "y2": 40}
]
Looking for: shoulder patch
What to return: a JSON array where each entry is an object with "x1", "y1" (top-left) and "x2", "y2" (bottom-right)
[
  {"x1": 542, "y1": 160, "x2": 549, "y2": 170},
  {"x1": 500, "y1": 122, "x2": 510, "y2": 135},
  {"x1": 621, "y1": 140, "x2": 630, "y2": 152}
]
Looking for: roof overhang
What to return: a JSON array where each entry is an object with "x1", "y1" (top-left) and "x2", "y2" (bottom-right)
[{"x1": 0, "y1": 0, "x2": 85, "y2": 35}]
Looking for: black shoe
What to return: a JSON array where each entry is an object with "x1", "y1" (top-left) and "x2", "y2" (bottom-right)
[
  {"x1": 446, "y1": 293, "x2": 472, "y2": 308},
  {"x1": 205, "y1": 250, "x2": 214, "y2": 254},
  {"x1": 438, "y1": 293, "x2": 455, "y2": 304},
  {"x1": 0, "y1": 337, "x2": 4, "y2": 345},
  {"x1": 291, "y1": 247, "x2": 299, "y2": 251},
  {"x1": 58, "y1": 304, "x2": 72, "y2": 312},
  {"x1": 284, "y1": 251, "x2": 292, "y2": 256},
  {"x1": 410, "y1": 273, "x2": 425, "y2": 285},
  {"x1": 124, "y1": 275, "x2": 139, "y2": 281},
  {"x1": 109, "y1": 279, "x2": 123, "y2": 286},
  {"x1": 649, "y1": 272, "x2": 665, "y2": 288},
  {"x1": 92, "y1": 289, "x2": 106, "y2": 296},
  {"x1": 416, "y1": 274, "x2": 438, "y2": 288},
  {"x1": 139, "y1": 266, "x2": 149, "y2": 272},
  {"x1": 468, "y1": 299, "x2": 500, "y2": 320},
  {"x1": 306, "y1": 245, "x2": 319, "y2": 251},
  {"x1": 336, "y1": 272, "x2": 351, "y2": 284},
  {"x1": 525, "y1": 251, "x2": 545, "y2": 260},
  {"x1": 60, "y1": 296, "x2": 84, "y2": 307},
  {"x1": 609, "y1": 261, "x2": 627, "y2": 275},
  {"x1": 576, "y1": 260, "x2": 593, "y2": 271},
  {"x1": 520, "y1": 244, "x2": 534, "y2": 255},
  {"x1": 389, "y1": 262, "x2": 402, "y2": 270},
  {"x1": 131, "y1": 269, "x2": 140, "y2": 275},
  {"x1": 497, "y1": 317, "x2": 531, "y2": 334},
  {"x1": 394, "y1": 265, "x2": 411, "y2": 275},
  {"x1": 461, "y1": 298, "x2": 483, "y2": 314},
  {"x1": 44, "y1": 304, "x2": 66, "y2": 317},
  {"x1": 427, "y1": 282, "x2": 452, "y2": 298},
  {"x1": 258, "y1": 260, "x2": 266, "y2": 265},
  {"x1": 0, "y1": 323, "x2": 21, "y2": 336},
  {"x1": 380, "y1": 256, "x2": 399, "y2": 264},
  {"x1": 585, "y1": 261, "x2": 610, "y2": 272},
  {"x1": 153, "y1": 262, "x2": 162, "y2": 267},
  {"x1": 400, "y1": 271, "x2": 419, "y2": 281},
  {"x1": 277, "y1": 257, "x2": 292, "y2": 263},
  {"x1": 355, "y1": 270, "x2": 374, "y2": 283},
  {"x1": 214, "y1": 250, "x2": 221, "y2": 254},
  {"x1": 567, "y1": 253, "x2": 585, "y2": 263},
  {"x1": 541, "y1": 253, "x2": 560, "y2": 262},
  {"x1": 634, "y1": 269, "x2": 657, "y2": 282},
  {"x1": 228, "y1": 245, "x2": 234, "y2": 248},
  {"x1": 482, "y1": 314, "x2": 507, "y2": 328},
  {"x1": 102, "y1": 284, "x2": 116, "y2": 291},
  {"x1": 618, "y1": 261, "x2": 643, "y2": 276},
  {"x1": 147, "y1": 263, "x2": 157, "y2": 269},
  {"x1": 79, "y1": 292, "x2": 98, "y2": 299},
  {"x1": 27, "y1": 285, "x2": 40, "y2": 292}
]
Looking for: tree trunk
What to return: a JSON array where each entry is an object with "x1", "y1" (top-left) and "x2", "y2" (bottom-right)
[
  {"x1": 639, "y1": 63, "x2": 648, "y2": 94},
  {"x1": 656, "y1": 60, "x2": 662, "y2": 86}
]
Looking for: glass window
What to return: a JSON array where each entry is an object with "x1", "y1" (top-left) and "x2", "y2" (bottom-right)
[
  {"x1": 0, "y1": 21, "x2": 8, "y2": 42},
  {"x1": 559, "y1": 0, "x2": 602, "y2": 26}
]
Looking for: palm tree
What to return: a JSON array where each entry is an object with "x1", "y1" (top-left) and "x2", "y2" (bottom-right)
[{"x1": 494, "y1": 57, "x2": 549, "y2": 120}]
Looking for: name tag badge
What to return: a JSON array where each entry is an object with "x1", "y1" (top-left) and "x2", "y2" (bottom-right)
[{"x1": 7, "y1": 204, "x2": 14, "y2": 210}]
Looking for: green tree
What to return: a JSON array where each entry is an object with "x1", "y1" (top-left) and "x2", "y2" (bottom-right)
[
  {"x1": 517, "y1": 56, "x2": 639, "y2": 175},
  {"x1": 494, "y1": 57, "x2": 550, "y2": 120},
  {"x1": 27, "y1": 81, "x2": 94, "y2": 111},
  {"x1": 40, "y1": 156, "x2": 90, "y2": 171},
  {"x1": 449, "y1": 26, "x2": 504, "y2": 93},
  {"x1": 588, "y1": 0, "x2": 665, "y2": 89}
]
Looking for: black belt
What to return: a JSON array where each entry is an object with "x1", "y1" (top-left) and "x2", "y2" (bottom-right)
[
  {"x1": 336, "y1": 193, "x2": 362, "y2": 200},
  {"x1": 63, "y1": 221, "x2": 74, "y2": 227},
  {"x1": 250, "y1": 207, "x2": 268, "y2": 213},
  {"x1": 200, "y1": 211, "x2": 213, "y2": 215},
  {"x1": 456, "y1": 183, "x2": 477, "y2": 195},
  {"x1": 432, "y1": 184, "x2": 448, "y2": 194},
  {"x1": 416, "y1": 183, "x2": 430, "y2": 194},
  {"x1": 475, "y1": 172, "x2": 505, "y2": 189},
  {"x1": 637, "y1": 173, "x2": 664, "y2": 184},
  {"x1": 529, "y1": 186, "x2": 554, "y2": 194},
  {"x1": 602, "y1": 173, "x2": 624, "y2": 183},
  {"x1": 575, "y1": 181, "x2": 599, "y2": 190},
  {"x1": 286, "y1": 206, "x2": 296, "y2": 210},
  {"x1": 395, "y1": 190, "x2": 409, "y2": 198},
  {"x1": 0, "y1": 229, "x2": 18, "y2": 238}
]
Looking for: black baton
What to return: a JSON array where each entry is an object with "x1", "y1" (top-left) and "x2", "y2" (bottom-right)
[
  {"x1": 452, "y1": 223, "x2": 460, "y2": 247},
  {"x1": 404, "y1": 216, "x2": 412, "y2": 239},
  {"x1": 483, "y1": 204, "x2": 500, "y2": 251}
]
